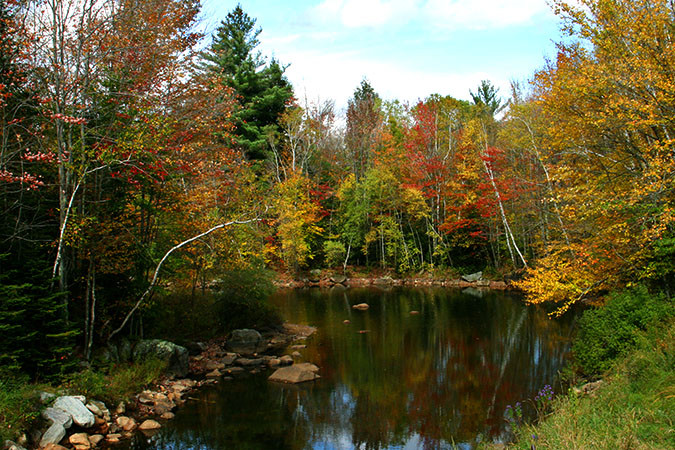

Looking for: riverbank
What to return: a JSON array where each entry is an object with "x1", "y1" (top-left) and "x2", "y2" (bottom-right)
[
  {"x1": 484, "y1": 317, "x2": 675, "y2": 449},
  {"x1": 1, "y1": 324, "x2": 317, "y2": 449},
  {"x1": 273, "y1": 268, "x2": 511, "y2": 290}
]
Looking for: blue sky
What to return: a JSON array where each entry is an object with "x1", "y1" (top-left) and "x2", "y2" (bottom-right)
[{"x1": 201, "y1": 0, "x2": 563, "y2": 110}]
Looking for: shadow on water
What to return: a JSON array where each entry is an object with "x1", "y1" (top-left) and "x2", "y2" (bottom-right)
[{"x1": 125, "y1": 287, "x2": 576, "y2": 450}]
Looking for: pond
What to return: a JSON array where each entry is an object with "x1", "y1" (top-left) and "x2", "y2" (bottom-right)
[{"x1": 125, "y1": 286, "x2": 575, "y2": 449}]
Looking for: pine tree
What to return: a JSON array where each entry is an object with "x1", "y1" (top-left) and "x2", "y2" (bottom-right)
[{"x1": 201, "y1": 5, "x2": 293, "y2": 160}]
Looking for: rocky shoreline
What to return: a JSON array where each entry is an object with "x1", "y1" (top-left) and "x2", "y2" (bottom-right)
[
  {"x1": 274, "y1": 271, "x2": 511, "y2": 290},
  {"x1": 4, "y1": 324, "x2": 318, "y2": 450}
]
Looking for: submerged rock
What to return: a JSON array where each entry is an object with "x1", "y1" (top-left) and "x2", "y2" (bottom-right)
[{"x1": 268, "y1": 363, "x2": 320, "y2": 384}]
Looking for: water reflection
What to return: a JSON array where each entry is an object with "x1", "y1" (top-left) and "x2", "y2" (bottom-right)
[{"x1": 126, "y1": 287, "x2": 574, "y2": 450}]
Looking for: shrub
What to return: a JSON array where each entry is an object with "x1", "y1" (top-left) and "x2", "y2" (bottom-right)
[
  {"x1": 214, "y1": 268, "x2": 281, "y2": 332},
  {"x1": 324, "y1": 240, "x2": 346, "y2": 268},
  {"x1": 573, "y1": 286, "x2": 673, "y2": 376}
]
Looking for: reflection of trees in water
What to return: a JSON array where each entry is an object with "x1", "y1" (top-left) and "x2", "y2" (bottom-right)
[
  {"x1": 127, "y1": 288, "x2": 575, "y2": 450},
  {"x1": 271, "y1": 287, "x2": 575, "y2": 449}
]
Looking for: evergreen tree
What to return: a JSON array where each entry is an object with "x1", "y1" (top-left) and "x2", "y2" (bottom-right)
[{"x1": 202, "y1": 5, "x2": 293, "y2": 160}]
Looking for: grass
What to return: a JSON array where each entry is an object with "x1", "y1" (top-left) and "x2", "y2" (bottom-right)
[
  {"x1": 507, "y1": 319, "x2": 675, "y2": 449},
  {"x1": 0, "y1": 376, "x2": 45, "y2": 443},
  {"x1": 0, "y1": 359, "x2": 166, "y2": 443}
]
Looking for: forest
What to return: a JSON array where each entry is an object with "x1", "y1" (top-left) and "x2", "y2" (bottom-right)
[{"x1": 1, "y1": 0, "x2": 674, "y2": 395}]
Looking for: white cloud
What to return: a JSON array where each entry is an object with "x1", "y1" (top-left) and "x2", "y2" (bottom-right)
[
  {"x1": 424, "y1": 0, "x2": 553, "y2": 30},
  {"x1": 314, "y1": 0, "x2": 420, "y2": 28},
  {"x1": 313, "y1": 0, "x2": 554, "y2": 30},
  {"x1": 275, "y1": 47, "x2": 503, "y2": 112}
]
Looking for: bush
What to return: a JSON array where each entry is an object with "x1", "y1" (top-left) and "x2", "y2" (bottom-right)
[
  {"x1": 214, "y1": 268, "x2": 281, "y2": 332},
  {"x1": 573, "y1": 286, "x2": 673, "y2": 376},
  {"x1": 324, "y1": 240, "x2": 346, "y2": 268}
]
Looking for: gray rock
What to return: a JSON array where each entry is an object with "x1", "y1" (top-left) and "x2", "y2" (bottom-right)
[
  {"x1": 235, "y1": 358, "x2": 264, "y2": 367},
  {"x1": 39, "y1": 423, "x2": 66, "y2": 447},
  {"x1": 226, "y1": 329, "x2": 266, "y2": 355},
  {"x1": 185, "y1": 341, "x2": 207, "y2": 356},
  {"x1": 39, "y1": 391, "x2": 56, "y2": 404},
  {"x1": 330, "y1": 274, "x2": 347, "y2": 284},
  {"x1": 268, "y1": 363, "x2": 320, "y2": 384},
  {"x1": 53, "y1": 396, "x2": 95, "y2": 428},
  {"x1": 42, "y1": 407, "x2": 73, "y2": 428},
  {"x1": 222, "y1": 354, "x2": 237, "y2": 365},
  {"x1": 118, "y1": 338, "x2": 133, "y2": 362},
  {"x1": 85, "y1": 402, "x2": 102, "y2": 417},
  {"x1": 132, "y1": 339, "x2": 189, "y2": 377},
  {"x1": 461, "y1": 271, "x2": 483, "y2": 282}
]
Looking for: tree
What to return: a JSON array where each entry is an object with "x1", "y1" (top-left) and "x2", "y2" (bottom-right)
[
  {"x1": 201, "y1": 5, "x2": 293, "y2": 160},
  {"x1": 346, "y1": 79, "x2": 382, "y2": 179}
]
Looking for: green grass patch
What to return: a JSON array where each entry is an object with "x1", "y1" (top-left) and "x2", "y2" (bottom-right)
[
  {"x1": 62, "y1": 359, "x2": 167, "y2": 406},
  {"x1": 0, "y1": 375, "x2": 45, "y2": 443},
  {"x1": 509, "y1": 319, "x2": 675, "y2": 449}
]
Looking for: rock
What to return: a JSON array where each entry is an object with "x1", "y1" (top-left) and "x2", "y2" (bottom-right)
[
  {"x1": 69, "y1": 433, "x2": 91, "y2": 450},
  {"x1": 39, "y1": 423, "x2": 66, "y2": 448},
  {"x1": 160, "y1": 412, "x2": 175, "y2": 420},
  {"x1": 461, "y1": 271, "x2": 483, "y2": 282},
  {"x1": 268, "y1": 358, "x2": 281, "y2": 367},
  {"x1": 85, "y1": 403, "x2": 102, "y2": 417},
  {"x1": 352, "y1": 303, "x2": 369, "y2": 310},
  {"x1": 115, "y1": 416, "x2": 136, "y2": 432},
  {"x1": 291, "y1": 351, "x2": 302, "y2": 358},
  {"x1": 53, "y1": 396, "x2": 95, "y2": 428},
  {"x1": 224, "y1": 366, "x2": 245, "y2": 376},
  {"x1": 308, "y1": 269, "x2": 322, "y2": 282},
  {"x1": 117, "y1": 338, "x2": 133, "y2": 362},
  {"x1": 206, "y1": 369, "x2": 222, "y2": 378},
  {"x1": 42, "y1": 407, "x2": 73, "y2": 429},
  {"x1": 184, "y1": 341, "x2": 207, "y2": 356},
  {"x1": 153, "y1": 399, "x2": 175, "y2": 415},
  {"x1": 132, "y1": 339, "x2": 189, "y2": 377},
  {"x1": 373, "y1": 277, "x2": 393, "y2": 286},
  {"x1": 137, "y1": 391, "x2": 155, "y2": 405},
  {"x1": 138, "y1": 420, "x2": 161, "y2": 431},
  {"x1": 72, "y1": 395, "x2": 87, "y2": 403},
  {"x1": 222, "y1": 354, "x2": 237, "y2": 365},
  {"x1": 279, "y1": 355, "x2": 293, "y2": 366},
  {"x1": 330, "y1": 274, "x2": 347, "y2": 284},
  {"x1": 39, "y1": 392, "x2": 56, "y2": 404},
  {"x1": 115, "y1": 401, "x2": 125, "y2": 415},
  {"x1": 105, "y1": 434, "x2": 121, "y2": 443},
  {"x1": 42, "y1": 445, "x2": 68, "y2": 450},
  {"x1": 91, "y1": 417, "x2": 109, "y2": 435},
  {"x1": 226, "y1": 329, "x2": 266, "y2": 355},
  {"x1": 343, "y1": 320, "x2": 350, "y2": 324},
  {"x1": 409, "y1": 310, "x2": 420, "y2": 315},
  {"x1": 291, "y1": 344, "x2": 306, "y2": 350},
  {"x1": 236, "y1": 358, "x2": 264, "y2": 367},
  {"x1": 88, "y1": 435, "x2": 104, "y2": 446},
  {"x1": 205, "y1": 361, "x2": 225, "y2": 371},
  {"x1": 268, "y1": 363, "x2": 320, "y2": 384},
  {"x1": 4, "y1": 441, "x2": 26, "y2": 450},
  {"x1": 358, "y1": 330, "x2": 370, "y2": 334},
  {"x1": 476, "y1": 279, "x2": 490, "y2": 287}
]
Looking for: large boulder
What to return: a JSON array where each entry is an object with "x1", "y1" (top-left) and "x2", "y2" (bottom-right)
[
  {"x1": 53, "y1": 396, "x2": 95, "y2": 428},
  {"x1": 226, "y1": 329, "x2": 266, "y2": 355},
  {"x1": 461, "y1": 271, "x2": 483, "y2": 283},
  {"x1": 42, "y1": 407, "x2": 73, "y2": 429},
  {"x1": 132, "y1": 339, "x2": 189, "y2": 377},
  {"x1": 268, "y1": 363, "x2": 320, "y2": 384}
]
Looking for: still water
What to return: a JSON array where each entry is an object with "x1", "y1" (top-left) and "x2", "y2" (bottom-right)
[{"x1": 127, "y1": 287, "x2": 575, "y2": 449}]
